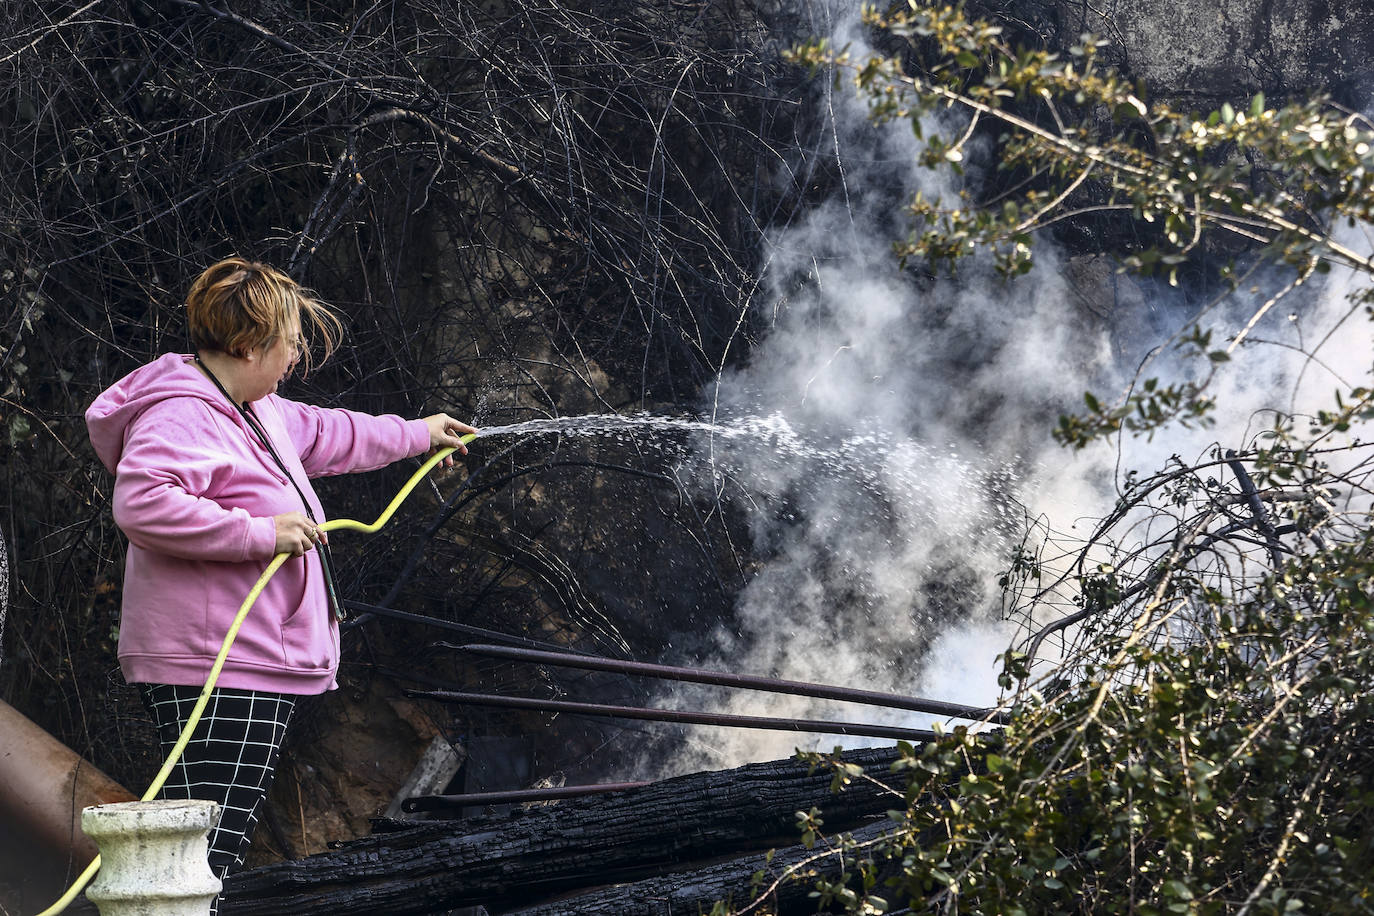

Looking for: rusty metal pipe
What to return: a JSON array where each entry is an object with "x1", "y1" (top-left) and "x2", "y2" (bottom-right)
[
  {"x1": 405, "y1": 689, "x2": 939, "y2": 742},
  {"x1": 403, "y1": 781, "x2": 651, "y2": 813},
  {"x1": 447, "y1": 642, "x2": 1006, "y2": 723},
  {"x1": 0, "y1": 697, "x2": 137, "y2": 866}
]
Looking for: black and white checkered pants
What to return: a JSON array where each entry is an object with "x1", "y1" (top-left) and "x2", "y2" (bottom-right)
[{"x1": 139, "y1": 684, "x2": 296, "y2": 885}]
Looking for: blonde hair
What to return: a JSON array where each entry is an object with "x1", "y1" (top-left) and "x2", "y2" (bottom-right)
[{"x1": 186, "y1": 257, "x2": 342, "y2": 373}]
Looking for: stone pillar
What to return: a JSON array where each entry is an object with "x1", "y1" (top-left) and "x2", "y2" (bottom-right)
[{"x1": 81, "y1": 800, "x2": 222, "y2": 916}]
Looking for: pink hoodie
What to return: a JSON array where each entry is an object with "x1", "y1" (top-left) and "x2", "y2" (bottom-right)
[{"x1": 86, "y1": 352, "x2": 431, "y2": 694}]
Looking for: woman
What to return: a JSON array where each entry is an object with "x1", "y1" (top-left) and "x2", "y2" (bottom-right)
[{"x1": 85, "y1": 258, "x2": 476, "y2": 893}]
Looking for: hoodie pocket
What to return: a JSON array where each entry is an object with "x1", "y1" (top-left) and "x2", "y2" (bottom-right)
[{"x1": 278, "y1": 553, "x2": 334, "y2": 672}]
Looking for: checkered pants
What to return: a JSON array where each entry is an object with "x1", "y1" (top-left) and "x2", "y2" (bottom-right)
[{"x1": 139, "y1": 684, "x2": 296, "y2": 887}]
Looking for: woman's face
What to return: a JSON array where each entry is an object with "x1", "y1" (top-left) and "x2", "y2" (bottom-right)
[{"x1": 244, "y1": 319, "x2": 302, "y2": 401}]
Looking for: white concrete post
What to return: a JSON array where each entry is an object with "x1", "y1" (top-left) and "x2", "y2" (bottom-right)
[{"x1": 81, "y1": 799, "x2": 222, "y2": 916}]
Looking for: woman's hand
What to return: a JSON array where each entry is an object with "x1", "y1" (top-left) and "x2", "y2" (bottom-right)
[
  {"x1": 274, "y1": 511, "x2": 322, "y2": 556},
  {"x1": 422, "y1": 414, "x2": 479, "y2": 469}
]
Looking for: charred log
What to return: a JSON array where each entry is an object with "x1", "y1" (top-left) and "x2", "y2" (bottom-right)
[
  {"x1": 504, "y1": 820, "x2": 891, "y2": 916},
  {"x1": 505, "y1": 818, "x2": 890, "y2": 916},
  {"x1": 221, "y1": 746, "x2": 908, "y2": 915}
]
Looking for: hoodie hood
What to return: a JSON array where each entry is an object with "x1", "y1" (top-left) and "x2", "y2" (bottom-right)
[{"x1": 86, "y1": 352, "x2": 235, "y2": 473}]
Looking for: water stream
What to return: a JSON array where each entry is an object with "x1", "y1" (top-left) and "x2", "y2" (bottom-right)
[{"x1": 474, "y1": 412, "x2": 1022, "y2": 542}]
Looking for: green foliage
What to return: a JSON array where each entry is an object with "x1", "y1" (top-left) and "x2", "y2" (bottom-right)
[{"x1": 797, "y1": 5, "x2": 1374, "y2": 279}]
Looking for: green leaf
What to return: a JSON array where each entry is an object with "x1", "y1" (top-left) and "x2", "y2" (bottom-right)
[{"x1": 1164, "y1": 880, "x2": 1194, "y2": 900}]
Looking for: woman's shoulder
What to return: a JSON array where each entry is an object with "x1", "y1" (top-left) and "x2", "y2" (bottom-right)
[
  {"x1": 129, "y1": 393, "x2": 235, "y2": 440},
  {"x1": 137, "y1": 391, "x2": 222, "y2": 421}
]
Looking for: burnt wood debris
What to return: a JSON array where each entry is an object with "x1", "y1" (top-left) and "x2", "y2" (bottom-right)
[
  {"x1": 221, "y1": 746, "x2": 912, "y2": 915},
  {"x1": 218, "y1": 604, "x2": 988, "y2": 913},
  {"x1": 503, "y1": 821, "x2": 895, "y2": 916}
]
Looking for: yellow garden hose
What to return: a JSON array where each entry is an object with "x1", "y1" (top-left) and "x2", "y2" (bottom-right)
[{"x1": 37, "y1": 436, "x2": 476, "y2": 916}]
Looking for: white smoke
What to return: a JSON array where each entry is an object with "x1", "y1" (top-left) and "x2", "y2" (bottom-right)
[
  {"x1": 641, "y1": 2, "x2": 1374, "y2": 776},
  {"x1": 624, "y1": 7, "x2": 1104, "y2": 776}
]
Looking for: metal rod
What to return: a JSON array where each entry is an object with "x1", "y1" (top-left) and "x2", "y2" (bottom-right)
[
  {"x1": 447, "y1": 642, "x2": 1005, "y2": 723},
  {"x1": 406, "y1": 690, "x2": 940, "y2": 742},
  {"x1": 403, "y1": 781, "x2": 651, "y2": 813},
  {"x1": 342, "y1": 600, "x2": 596, "y2": 655}
]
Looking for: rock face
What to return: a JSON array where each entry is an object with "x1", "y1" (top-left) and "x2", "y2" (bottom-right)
[{"x1": 980, "y1": 0, "x2": 1374, "y2": 105}]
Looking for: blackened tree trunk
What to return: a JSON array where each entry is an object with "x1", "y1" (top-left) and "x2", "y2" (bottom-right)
[
  {"x1": 222, "y1": 747, "x2": 905, "y2": 915},
  {"x1": 503, "y1": 820, "x2": 891, "y2": 915}
]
